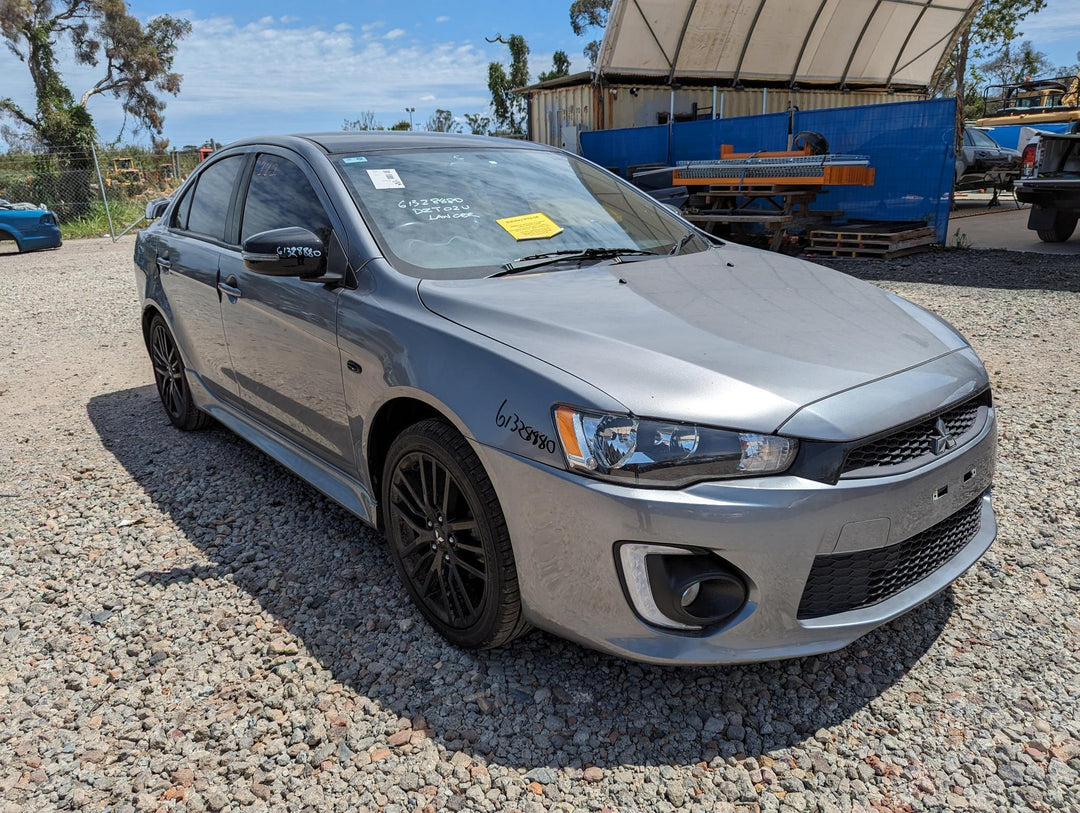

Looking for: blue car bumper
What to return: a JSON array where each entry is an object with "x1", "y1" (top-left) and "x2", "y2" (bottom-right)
[{"x1": 0, "y1": 210, "x2": 63, "y2": 252}]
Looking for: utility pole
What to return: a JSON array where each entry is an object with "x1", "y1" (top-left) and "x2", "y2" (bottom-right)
[{"x1": 406, "y1": 107, "x2": 416, "y2": 131}]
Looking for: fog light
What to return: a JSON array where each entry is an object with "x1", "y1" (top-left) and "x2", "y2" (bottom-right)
[
  {"x1": 680, "y1": 582, "x2": 701, "y2": 607},
  {"x1": 617, "y1": 543, "x2": 749, "y2": 631},
  {"x1": 618, "y1": 544, "x2": 700, "y2": 630}
]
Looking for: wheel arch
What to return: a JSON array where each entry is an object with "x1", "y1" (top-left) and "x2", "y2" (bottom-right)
[
  {"x1": 140, "y1": 302, "x2": 204, "y2": 381},
  {"x1": 141, "y1": 302, "x2": 167, "y2": 348},
  {"x1": 366, "y1": 395, "x2": 461, "y2": 529},
  {"x1": 0, "y1": 228, "x2": 22, "y2": 252}
]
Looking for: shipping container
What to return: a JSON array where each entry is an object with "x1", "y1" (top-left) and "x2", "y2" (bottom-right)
[{"x1": 523, "y1": 75, "x2": 924, "y2": 151}]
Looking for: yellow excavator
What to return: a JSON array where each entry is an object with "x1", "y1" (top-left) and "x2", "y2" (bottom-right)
[
  {"x1": 976, "y1": 71, "x2": 1080, "y2": 128},
  {"x1": 106, "y1": 157, "x2": 144, "y2": 189}
]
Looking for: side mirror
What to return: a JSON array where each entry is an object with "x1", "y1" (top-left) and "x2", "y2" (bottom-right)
[
  {"x1": 242, "y1": 227, "x2": 327, "y2": 278},
  {"x1": 146, "y1": 198, "x2": 170, "y2": 220}
]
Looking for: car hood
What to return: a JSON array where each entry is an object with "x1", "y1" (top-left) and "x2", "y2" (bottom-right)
[{"x1": 417, "y1": 247, "x2": 972, "y2": 436}]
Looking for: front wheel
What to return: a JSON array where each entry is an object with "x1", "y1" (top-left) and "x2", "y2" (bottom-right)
[
  {"x1": 147, "y1": 313, "x2": 212, "y2": 431},
  {"x1": 381, "y1": 419, "x2": 530, "y2": 650},
  {"x1": 1037, "y1": 212, "x2": 1078, "y2": 243}
]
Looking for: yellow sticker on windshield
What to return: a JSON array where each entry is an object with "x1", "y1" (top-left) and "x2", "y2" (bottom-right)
[{"x1": 496, "y1": 212, "x2": 564, "y2": 241}]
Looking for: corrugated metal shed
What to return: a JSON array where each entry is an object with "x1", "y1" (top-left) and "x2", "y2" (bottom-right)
[
  {"x1": 597, "y1": 0, "x2": 980, "y2": 90},
  {"x1": 527, "y1": 81, "x2": 923, "y2": 149}
]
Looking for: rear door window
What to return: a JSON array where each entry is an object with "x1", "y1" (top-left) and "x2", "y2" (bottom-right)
[
  {"x1": 171, "y1": 186, "x2": 194, "y2": 231},
  {"x1": 183, "y1": 155, "x2": 244, "y2": 242}
]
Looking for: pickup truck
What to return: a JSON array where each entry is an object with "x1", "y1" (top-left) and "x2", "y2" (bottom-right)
[{"x1": 1013, "y1": 131, "x2": 1080, "y2": 242}]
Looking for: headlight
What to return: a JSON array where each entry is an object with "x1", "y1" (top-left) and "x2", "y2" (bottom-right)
[{"x1": 554, "y1": 406, "x2": 798, "y2": 487}]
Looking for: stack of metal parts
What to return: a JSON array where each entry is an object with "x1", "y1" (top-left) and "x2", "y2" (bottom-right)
[{"x1": 674, "y1": 154, "x2": 873, "y2": 185}]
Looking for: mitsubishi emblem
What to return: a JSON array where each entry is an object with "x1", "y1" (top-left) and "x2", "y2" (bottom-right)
[{"x1": 932, "y1": 417, "x2": 957, "y2": 455}]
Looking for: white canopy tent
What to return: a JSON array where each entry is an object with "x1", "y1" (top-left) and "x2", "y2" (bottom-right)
[{"x1": 595, "y1": 0, "x2": 981, "y2": 91}]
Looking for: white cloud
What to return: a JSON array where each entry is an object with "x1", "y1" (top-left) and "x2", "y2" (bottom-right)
[
  {"x1": 164, "y1": 16, "x2": 490, "y2": 137},
  {"x1": 360, "y1": 21, "x2": 384, "y2": 32},
  {"x1": 1018, "y1": 0, "x2": 1080, "y2": 64},
  {"x1": 385, "y1": 28, "x2": 406, "y2": 40},
  {"x1": 435, "y1": 16, "x2": 450, "y2": 23},
  {"x1": 0, "y1": 14, "x2": 501, "y2": 145}
]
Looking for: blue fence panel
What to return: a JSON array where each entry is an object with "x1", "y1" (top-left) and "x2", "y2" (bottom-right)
[
  {"x1": 580, "y1": 98, "x2": 958, "y2": 244},
  {"x1": 580, "y1": 125, "x2": 668, "y2": 175},
  {"x1": 671, "y1": 113, "x2": 791, "y2": 164},
  {"x1": 796, "y1": 99, "x2": 956, "y2": 243},
  {"x1": 981, "y1": 121, "x2": 1073, "y2": 150}
]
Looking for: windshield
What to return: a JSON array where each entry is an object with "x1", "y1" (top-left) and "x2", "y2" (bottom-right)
[{"x1": 333, "y1": 146, "x2": 707, "y2": 279}]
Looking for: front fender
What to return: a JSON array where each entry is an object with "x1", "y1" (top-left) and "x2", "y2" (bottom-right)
[{"x1": 335, "y1": 275, "x2": 626, "y2": 489}]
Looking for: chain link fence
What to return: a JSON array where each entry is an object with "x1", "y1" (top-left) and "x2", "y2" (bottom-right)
[{"x1": 0, "y1": 145, "x2": 203, "y2": 241}]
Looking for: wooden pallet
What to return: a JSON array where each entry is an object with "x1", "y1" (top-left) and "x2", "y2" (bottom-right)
[
  {"x1": 808, "y1": 223, "x2": 936, "y2": 258},
  {"x1": 807, "y1": 245, "x2": 932, "y2": 260}
]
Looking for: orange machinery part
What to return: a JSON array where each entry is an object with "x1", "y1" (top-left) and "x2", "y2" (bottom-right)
[
  {"x1": 672, "y1": 166, "x2": 876, "y2": 187},
  {"x1": 674, "y1": 144, "x2": 876, "y2": 187}
]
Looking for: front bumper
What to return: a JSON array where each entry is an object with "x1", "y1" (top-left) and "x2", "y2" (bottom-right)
[{"x1": 473, "y1": 411, "x2": 996, "y2": 665}]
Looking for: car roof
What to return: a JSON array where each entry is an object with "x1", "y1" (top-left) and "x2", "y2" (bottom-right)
[{"x1": 226, "y1": 131, "x2": 546, "y2": 155}]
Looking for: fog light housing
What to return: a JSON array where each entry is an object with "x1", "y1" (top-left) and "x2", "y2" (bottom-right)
[{"x1": 617, "y1": 543, "x2": 749, "y2": 632}]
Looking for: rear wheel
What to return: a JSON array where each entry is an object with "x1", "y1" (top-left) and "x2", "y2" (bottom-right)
[
  {"x1": 147, "y1": 313, "x2": 212, "y2": 431},
  {"x1": 381, "y1": 419, "x2": 530, "y2": 649},
  {"x1": 1036, "y1": 212, "x2": 1078, "y2": 243}
]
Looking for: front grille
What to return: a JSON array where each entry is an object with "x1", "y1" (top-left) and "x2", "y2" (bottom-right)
[
  {"x1": 797, "y1": 494, "x2": 984, "y2": 619},
  {"x1": 841, "y1": 395, "x2": 985, "y2": 475}
]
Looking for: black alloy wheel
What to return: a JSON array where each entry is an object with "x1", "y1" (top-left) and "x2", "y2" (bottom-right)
[
  {"x1": 382, "y1": 419, "x2": 529, "y2": 649},
  {"x1": 148, "y1": 314, "x2": 211, "y2": 431}
]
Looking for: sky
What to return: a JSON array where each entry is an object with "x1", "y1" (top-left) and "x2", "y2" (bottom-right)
[{"x1": 1, "y1": 0, "x2": 1079, "y2": 149}]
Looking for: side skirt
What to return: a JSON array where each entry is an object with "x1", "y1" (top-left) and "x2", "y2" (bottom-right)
[{"x1": 186, "y1": 371, "x2": 378, "y2": 527}]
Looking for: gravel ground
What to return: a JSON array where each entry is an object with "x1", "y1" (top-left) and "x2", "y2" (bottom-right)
[{"x1": 1, "y1": 238, "x2": 1079, "y2": 813}]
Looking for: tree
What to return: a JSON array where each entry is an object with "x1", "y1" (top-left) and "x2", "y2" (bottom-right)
[
  {"x1": 389, "y1": 120, "x2": 411, "y2": 131},
  {"x1": 979, "y1": 40, "x2": 1052, "y2": 89},
  {"x1": 538, "y1": 50, "x2": 572, "y2": 83},
  {"x1": 425, "y1": 109, "x2": 461, "y2": 133},
  {"x1": 464, "y1": 113, "x2": 491, "y2": 136},
  {"x1": 486, "y1": 34, "x2": 529, "y2": 135},
  {"x1": 570, "y1": 0, "x2": 611, "y2": 67},
  {"x1": 0, "y1": 0, "x2": 191, "y2": 149},
  {"x1": 1056, "y1": 51, "x2": 1080, "y2": 78},
  {"x1": 343, "y1": 111, "x2": 383, "y2": 131},
  {"x1": 937, "y1": 0, "x2": 1047, "y2": 117}
]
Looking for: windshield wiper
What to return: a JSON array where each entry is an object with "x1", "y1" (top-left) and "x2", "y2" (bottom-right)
[
  {"x1": 490, "y1": 247, "x2": 658, "y2": 277},
  {"x1": 669, "y1": 231, "x2": 696, "y2": 256}
]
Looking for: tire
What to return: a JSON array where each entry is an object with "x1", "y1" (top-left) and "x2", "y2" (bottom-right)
[
  {"x1": 147, "y1": 313, "x2": 212, "y2": 431},
  {"x1": 1037, "y1": 212, "x2": 1079, "y2": 243},
  {"x1": 381, "y1": 419, "x2": 530, "y2": 650}
]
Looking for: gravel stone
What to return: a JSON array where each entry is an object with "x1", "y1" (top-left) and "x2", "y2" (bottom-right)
[
  {"x1": 1, "y1": 239, "x2": 1078, "y2": 812},
  {"x1": 525, "y1": 766, "x2": 558, "y2": 785}
]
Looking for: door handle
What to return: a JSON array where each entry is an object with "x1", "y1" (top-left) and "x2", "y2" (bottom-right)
[
  {"x1": 156, "y1": 257, "x2": 171, "y2": 272},
  {"x1": 218, "y1": 277, "x2": 242, "y2": 299}
]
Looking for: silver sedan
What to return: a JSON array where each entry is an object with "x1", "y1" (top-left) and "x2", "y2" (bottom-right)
[{"x1": 133, "y1": 132, "x2": 996, "y2": 664}]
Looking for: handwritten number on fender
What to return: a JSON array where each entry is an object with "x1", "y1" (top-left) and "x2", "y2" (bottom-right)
[{"x1": 496, "y1": 399, "x2": 557, "y2": 455}]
